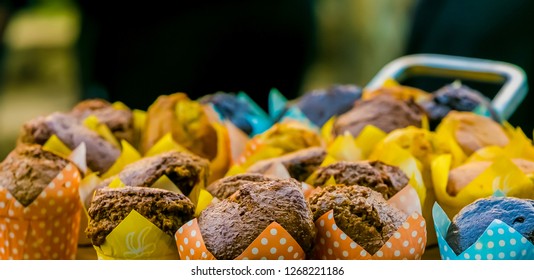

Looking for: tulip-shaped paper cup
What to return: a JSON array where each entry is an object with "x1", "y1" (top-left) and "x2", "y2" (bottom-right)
[
  {"x1": 93, "y1": 210, "x2": 180, "y2": 260},
  {"x1": 433, "y1": 201, "x2": 534, "y2": 260},
  {"x1": 175, "y1": 219, "x2": 306, "y2": 260},
  {"x1": 0, "y1": 162, "x2": 82, "y2": 260},
  {"x1": 312, "y1": 185, "x2": 427, "y2": 260}
]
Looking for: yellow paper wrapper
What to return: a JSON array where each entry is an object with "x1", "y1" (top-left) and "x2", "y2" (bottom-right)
[
  {"x1": 327, "y1": 132, "x2": 362, "y2": 162},
  {"x1": 432, "y1": 154, "x2": 534, "y2": 218},
  {"x1": 369, "y1": 142, "x2": 426, "y2": 206},
  {"x1": 235, "y1": 122, "x2": 323, "y2": 169},
  {"x1": 354, "y1": 125, "x2": 387, "y2": 159},
  {"x1": 101, "y1": 140, "x2": 142, "y2": 179},
  {"x1": 83, "y1": 115, "x2": 121, "y2": 148},
  {"x1": 175, "y1": 219, "x2": 305, "y2": 260},
  {"x1": 321, "y1": 117, "x2": 336, "y2": 145},
  {"x1": 132, "y1": 109, "x2": 147, "y2": 150},
  {"x1": 0, "y1": 163, "x2": 82, "y2": 260},
  {"x1": 434, "y1": 116, "x2": 468, "y2": 167},
  {"x1": 94, "y1": 210, "x2": 179, "y2": 260},
  {"x1": 208, "y1": 122, "x2": 231, "y2": 183},
  {"x1": 144, "y1": 132, "x2": 191, "y2": 157}
]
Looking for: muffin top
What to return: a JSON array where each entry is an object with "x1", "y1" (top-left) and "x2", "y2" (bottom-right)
[
  {"x1": 446, "y1": 197, "x2": 534, "y2": 254},
  {"x1": 313, "y1": 161, "x2": 409, "y2": 200},
  {"x1": 247, "y1": 147, "x2": 327, "y2": 182},
  {"x1": 0, "y1": 144, "x2": 69, "y2": 206},
  {"x1": 112, "y1": 150, "x2": 210, "y2": 195},
  {"x1": 70, "y1": 98, "x2": 134, "y2": 144},
  {"x1": 206, "y1": 173, "x2": 274, "y2": 200},
  {"x1": 18, "y1": 112, "x2": 120, "y2": 174},
  {"x1": 86, "y1": 186, "x2": 195, "y2": 246},
  {"x1": 334, "y1": 94, "x2": 424, "y2": 137},
  {"x1": 198, "y1": 178, "x2": 316, "y2": 259},
  {"x1": 308, "y1": 184, "x2": 407, "y2": 254}
]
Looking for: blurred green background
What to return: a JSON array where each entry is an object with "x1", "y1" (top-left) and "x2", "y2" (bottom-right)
[{"x1": 0, "y1": 0, "x2": 416, "y2": 159}]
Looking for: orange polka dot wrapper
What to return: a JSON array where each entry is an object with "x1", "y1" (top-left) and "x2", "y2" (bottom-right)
[
  {"x1": 433, "y1": 202, "x2": 534, "y2": 260},
  {"x1": 175, "y1": 219, "x2": 306, "y2": 260},
  {"x1": 0, "y1": 163, "x2": 82, "y2": 260},
  {"x1": 312, "y1": 186, "x2": 428, "y2": 260}
]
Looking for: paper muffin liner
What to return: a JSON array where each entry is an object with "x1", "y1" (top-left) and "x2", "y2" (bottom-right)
[
  {"x1": 175, "y1": 219, "x2": 305, "y2": 260},
  {"x1": 0, "y1": 163, "x2": 82, "y2": 260},
  {"x1": 433, "y1": 202, "x2": 534, "y2": 260},
  {"x1": 233, "y1": 122, "x2": 322, "y2": 170},
  {"x1": 93, "y1": 210, "x2": 179, "y2": 260},
  {"x1": 312, "y1": 185, "x2": 427, "y2": 260},
  {"x1": 431, "y1": 154, "x2": 534, "y2": 218},
  {"x1": 143, "y1": 120, "x2": 232, "y2": 184},
  {"x1": 236, "y1": 91, "x2": 273, "y2": 136}
]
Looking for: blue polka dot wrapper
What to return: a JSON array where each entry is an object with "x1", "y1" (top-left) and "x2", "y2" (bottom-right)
[{"x1": 433, "y1": 202, "x2": 534, "y2": 260}]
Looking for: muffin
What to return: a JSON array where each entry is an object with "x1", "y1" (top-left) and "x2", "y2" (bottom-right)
[
  {"x1": 206, "y1": 173, "x2": 274, "y2": 200},
  {"x1": 333, "y1": 94, "x2": 425, "y2": 137},
  {"x1": 313, "y1": 161, "x2": 409, "y2": 200},
  {"x1": 289, "y1": 84, "x2": 362, "y2": 127},
  {"x1": 198, "y1": 178, "x2": 316, "y2": 259},
  {"x1": 437, "y1": 111, "x2": 509, "y2": 156},
  {"x1": 86, "y1": 187, "x2": 195, "y2": 246},
  {"x1": 141, "y1": 93, "x2": 218, "y2": 160},
  {"x1": 69, "y1": 98, "x2": 135, "y2": 144},
  {"x1": 421, "y1": 83, "x2": 498, "y2": 129},
  {"x1": 0, "y1": 144, "x2": 69, "y2": 206},
  {"x1": 445, "y1": 197, "x2": 534, "y2": 254},
  {"x1": 18, "y1": 112, "x2": 120, "y2": 174},
  {"x1": 308, "y1": 184, "x2": 408, "y2": 254},
  {"x1": 0, "y1": 144, "x2": 82, "y2": 260},
  {"x1": 447, "y1": 159, "x2": 534, "y2": 196},
  {"x1": 247, "y1": 147, "x2": 327, "y2": 182},
  {"x1": 102, "y1": 151, "x2": 210, "y2": 195}
]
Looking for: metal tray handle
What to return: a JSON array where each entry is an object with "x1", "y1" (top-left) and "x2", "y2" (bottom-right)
[{"x1": 366, "y1": 54, "x2": 528, "y2": 120}]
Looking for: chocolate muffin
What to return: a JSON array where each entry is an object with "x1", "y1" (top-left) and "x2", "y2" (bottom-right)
[
  {"x1": 247, "y1": 147, "x2": 327, "y2": 182},
  {"x1": 333, "y1": 94, "x2": 425, "y2": 137},
  {"x1": 313, "y1": 161, "x2": 409, "y2": 200},
  {"x1": 103, "y1": 151, "x2": 210, "y2": 195},
  {"x1": 18, "y1": 112, "x2": 120, "y2": 174},
  {"x1": 198, "y1": 178, "x2": 316, "y2": 259},
  {"x1": 70, "y1": 99, "x2": 135, "y2": 144},
  {"x1": 206, "y1": 173, "x2": 274, "y2": 200},
  {"x1": 446, "y1": 197, "x2": 534, "y2": 254},
  {"x1": 290, "y1": 84, "x2": 362, "y2": 127},
  {"x1": 86, "y1": 187, "x2": 195, "y2": 246},
  {"x1": 421, "y1": 83, "x2": 498, "y2": 129},
  {"x1": 308, "y1": 184, "x2": 408, "y2": 254},
  {"x1": 0, "y1": 144, "x2": 69, "y2": 206}
]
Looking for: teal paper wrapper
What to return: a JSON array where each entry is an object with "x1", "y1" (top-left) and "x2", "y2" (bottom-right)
[
  {"x1": 268, "y1": 88, "x2": 288, "y2": 119},
  {"x1": 433, "y1": 202, "x2": 534, "y2": 260},
  {"x1": 236, "y1": 91, "x2": 273, "y2": 136}
]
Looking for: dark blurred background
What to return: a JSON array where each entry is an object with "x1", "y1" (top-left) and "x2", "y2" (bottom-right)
[{"x1": 0, "y1": 0, "x2": 533, "y2": 159}]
